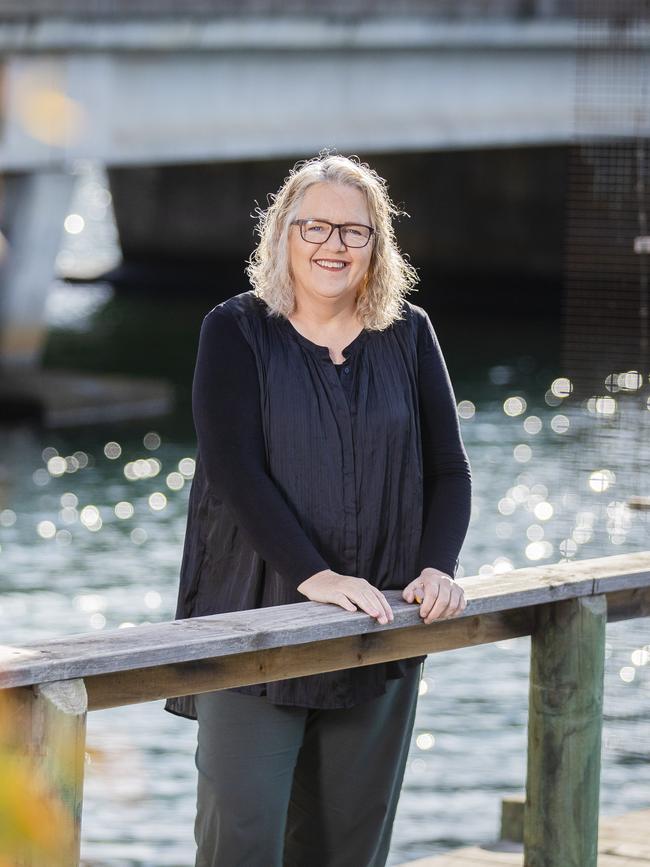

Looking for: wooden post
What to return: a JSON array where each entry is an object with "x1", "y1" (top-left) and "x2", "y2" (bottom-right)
[
  {"x1": 524, "y1": 595, "x2": 607, "y2": 867},
  {"x1": 500, "y1": 793, "x2": 525, "y2": 843},
  {"x1": 9, "y1": 679, "x2": 88, "y2": 867}
]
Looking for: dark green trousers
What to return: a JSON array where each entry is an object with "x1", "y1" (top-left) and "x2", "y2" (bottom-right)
[{"x1": 193, "y1": 662, "x2": 423, "y2": 867}]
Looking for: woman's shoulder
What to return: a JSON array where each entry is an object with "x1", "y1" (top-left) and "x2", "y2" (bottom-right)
[
  {"x1": 200, "y1": 291, "x2": 270, "y2": 344},
  {"x1": 400, "y1": 299, "x2": 431, "y2": 328},
  {"x1": 386, "y1": 299, "x2": 432, "y2": 344},
  {"x1": 204, "y1": 290, "x2": 266, "y2": 325},
  {"x1": 396, "y1": 300, "x2": 442, "y2": 357}
]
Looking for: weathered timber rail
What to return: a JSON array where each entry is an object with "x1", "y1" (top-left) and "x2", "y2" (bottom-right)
[{"x1": 1, "y1": 550, "x2": 650, "y2": 866}]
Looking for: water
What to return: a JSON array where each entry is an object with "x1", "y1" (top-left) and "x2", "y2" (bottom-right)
[{"x1": 2, "y1": 285, "x2": 650, "y2": 861}]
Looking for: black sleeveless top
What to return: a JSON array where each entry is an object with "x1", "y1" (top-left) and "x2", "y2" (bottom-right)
[{"x1": 164, "y1": 290, "x2": 471, "y2": 719}]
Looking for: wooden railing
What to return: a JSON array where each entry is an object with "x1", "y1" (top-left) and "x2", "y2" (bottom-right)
[{"x1": 2, "y1": 550, "x2": 650, "y2": 867}]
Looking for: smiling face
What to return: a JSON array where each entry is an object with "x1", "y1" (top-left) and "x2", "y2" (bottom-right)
[{"x1": 288, "y1": 182, "x2": 374, "y2": 309}]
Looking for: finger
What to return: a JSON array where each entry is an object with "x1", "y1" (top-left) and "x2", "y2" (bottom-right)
[
  {"x1": 420, "y1": 582, "x2": 439, "y2": 620},
  {"x1": 352, "y1": 590, "x2": 382, "y2": 620},
  {"x1": 404, "y1": 580, "x2": 423, "y2": 604},
  {"x1": 445, "y1": 587, "x2": 466, "y2": 617},
  {"x1": 402, "y1": 580, "x2": 419, "y2": 603},
  {"x1": 402, "y1": 581, "x2": 415, "y2": 602},
  {"x1": 425, "y1": 585, "x2": 452, "y2": 623},
  {"x1": 332, "y1": 592, "x2": 358, "y2": 613},
  {"x1": 373, "y1": 589, "x2": 393, "y2": 622},
  {"x1": 449, "y1": 584, "x2": 467, "y2": 616},
  {"x1": 361, "y1": 591, "x2": 389, "y2": 624}
]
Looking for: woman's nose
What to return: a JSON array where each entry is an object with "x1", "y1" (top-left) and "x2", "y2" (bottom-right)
[{"x1": 323, "y1": 226, "x2": 347, "y2": 252}]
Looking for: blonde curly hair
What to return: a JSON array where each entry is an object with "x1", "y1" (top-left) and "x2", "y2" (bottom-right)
[{"x1": 246, "y1": 152, "x2": 419, "y2": 331}]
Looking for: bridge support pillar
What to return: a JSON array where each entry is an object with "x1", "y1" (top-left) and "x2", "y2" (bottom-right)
[{"x1": 0, "y1": 170, "x2": 74, "y2": 369}]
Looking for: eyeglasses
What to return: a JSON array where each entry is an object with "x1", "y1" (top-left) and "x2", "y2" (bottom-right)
[{"x1": 291, "y1": 219, "x2": 375, "y2": 249}]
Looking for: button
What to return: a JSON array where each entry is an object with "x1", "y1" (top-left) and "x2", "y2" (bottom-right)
[{"x1": 343, "y1": 366, "x2": 350, "y2": 374}]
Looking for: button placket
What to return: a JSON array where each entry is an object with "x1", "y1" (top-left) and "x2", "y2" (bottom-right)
[
  {"x1": 282, "y1": 318, "x2": 368, "y2": 578},
  {"x1": 321, "y1": 352, "x2": 359, "y2": 573}
]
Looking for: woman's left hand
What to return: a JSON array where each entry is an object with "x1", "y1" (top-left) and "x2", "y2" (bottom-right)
[{"x1": 402, "y1": 568, "x2": 467, "y2": 624}]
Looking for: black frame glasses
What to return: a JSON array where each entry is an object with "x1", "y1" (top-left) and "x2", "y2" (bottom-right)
[{"x1": 291, "y1": 219, "x2": 376, "y2": 249}]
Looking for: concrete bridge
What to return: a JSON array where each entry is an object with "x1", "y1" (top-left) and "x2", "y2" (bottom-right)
[{"x1": 0, "y1": 0, "x2": 648, "y2": 368}]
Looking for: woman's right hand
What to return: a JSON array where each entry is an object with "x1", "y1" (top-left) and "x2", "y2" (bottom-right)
[{"x1": 297, "y1": 569, "x2": 394, "y2": 625}]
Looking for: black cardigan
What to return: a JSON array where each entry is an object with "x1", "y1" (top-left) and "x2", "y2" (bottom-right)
[{"x1": 164, "y1": 291, "x2": 472, "y2": 718}]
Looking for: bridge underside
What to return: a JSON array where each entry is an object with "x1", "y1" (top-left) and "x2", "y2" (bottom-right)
[{"x1": 0, "y1": 12, "x2": 647, "y2": 366}]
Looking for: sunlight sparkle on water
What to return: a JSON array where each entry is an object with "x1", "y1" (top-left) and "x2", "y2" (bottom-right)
[
  {"x1": 526, "y1": 540, "x2": 553, "y2": 561},
  {"x1": 32, "y1": 469, "x2": 49, "y2": 486},
  {"x1": 64, "y1": 455, "x2": 80, "y2": 473},
  {"x1": 513, "y1": 444, "x2": 532, "y2": 463},
  {"x1": 56, "y1": 529, "x2": 72, "y2": 545},
  {"x1": 523, "y1": 415, "x2": 542, "y2": 434},
  {"x1": 498, "y1": 498, "x2": 515, "y2": 515},
  {"x1": 143, "y1": 432, "x2": 161, "y2": 450},
  {"x1": 131, "y1": 527, "x2": 147, "y2": 545},
  {"x1": 148, "y1": 492, "x2": 167, "y2": 511},
  {"x1": 59, "y1": 506, "x2": 78, "y2": 524},
  {"x1": 90, "y1": 613, "x2": 106, "y2": 629},
  {"x1": 124, "y1": 458, "x2": 161, "y2": 481},
  {"x1": 144, "y1": 591, "x2": 162, "y2": 609},
  {"x1": 457, "y1": 400, "x2": 475, "y2": 419},
  {"x1": 551, "y1": 414, "x2": 570, "y2": 433},
  {"x1": 0, "y1": 509, "x2": 16, "y2": 527},
  {"x1": 587, "y1": 396, "x2": 617, "y2": 415},
  {"x1": 74, "y1": 594, "x2": 106, "y2": 613},
  {"x1": 572, "y1": 527, "x2": 593, "y2": 544},
  {"x1": 509, "y1": 484, "x2": 529, "y2": 504},
  {"x1": 504, "y1": 396, "x2": 527, "y2": 417},
  {"x1": 166, "y1": 472, "x2": 185, "y2": 491},
  {"x1": 526, "y1": 524, "x2": 544, "y2": 541},
  {"x1": 589, "y1": 469, "x2": 616, "y2": 493},
  {"x1": 37, "y1": 520, "x2": 56, "y2": 539},
  {"x1": 559, "y1": 538, "x2": 578, "y2": 557},
  {"x1": 64, "y1": 214, "x2": 85, "y2": 235},
  {"x1": 544, "y1": 389, "x2": 563, "y2": 406},
  {"x1": 606, "y1": 370, "x2": 643, "y2": 392},
  {"x1": 533, "y1": 501, "x2": 554, "y2": 521},
  {"x1": 550, "y1": 377, "x2": 572, "y2": 398},
  {"x1": 47, "y1": 456, "x2": 67, "y2": 476},
  {"x1": 115, "y1": 501, "x2": 134, "y2": 519},
  {"x1": 178, "y1": 458, "x2": 196, "y2": 478},
  {"x1": 104, "y1": 441, "x2": 122, "y2": 459},
  {"x1": 80, "y1": 505, "x2": 102, "y2": 531}
]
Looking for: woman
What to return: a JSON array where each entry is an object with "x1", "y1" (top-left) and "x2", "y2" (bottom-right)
[{"x1": 164, "y1": 152, "x2": 472, "y2": 867}]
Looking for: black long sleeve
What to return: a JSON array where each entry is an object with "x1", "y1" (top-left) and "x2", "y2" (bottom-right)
[
  {"x1": 192, "y1": 307, "x2": 331, "y2": 588},
  {"x1": 416, "y1": 312, "x2": 472, "y2": 578}
]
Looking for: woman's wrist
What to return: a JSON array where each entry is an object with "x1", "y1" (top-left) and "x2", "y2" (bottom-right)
[{"x1": 297, "y1": 568, "x2": 335, "y2": 595}]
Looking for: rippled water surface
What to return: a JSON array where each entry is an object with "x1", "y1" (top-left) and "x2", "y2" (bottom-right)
[{"x1": 1, "y1": 282, "x2": 649, "y2": 867}]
